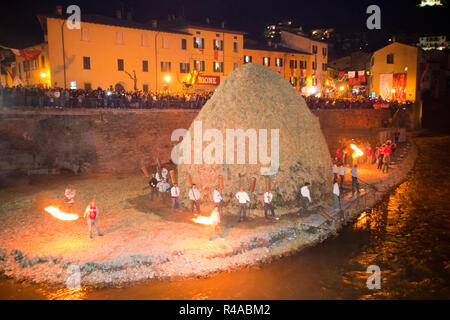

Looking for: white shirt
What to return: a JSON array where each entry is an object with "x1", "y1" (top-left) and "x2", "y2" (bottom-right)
[
  {"x1": 170, "y1": 186, "x2": 180, "y2": 197},
  {"x1": 235, "y1": 191, "x2": 250, "y2": 204},
  {"x1": 339, "y1": 166, "x2": 346, "y2": 175},
  {"x1": 188, "y1": 188, "x2": 201, "y2": 201},
  {"x1": 300, "y1": 186, "x2": 311, "y2": 202},
  {"x1": 333, "y1": 183, "x2": 340, "y2": 196},
  {"x1": 161, "y1": 168, "x2": 168, "y2": 178},
  {"x1": 155, "y1": 172, "x2": 162, "y2": 182},
  {"x1": 213, "y1": 189, "x2": 222, "y2": 203},
  {"x1": 264, "y1": 192, "x2": 273, "y2": 204},
  {"x1": 351, "y1": 167, "x2": 358, "y2": 177},
  {"x1": 332, "y1": 164, "x2": 338, "y2": 174},
  {"x1": 211, "y1": 209, "x2": 220, "y2": 225},
  {"x1": 157, "y1": 181, "x2": 170, "y2": 192}
]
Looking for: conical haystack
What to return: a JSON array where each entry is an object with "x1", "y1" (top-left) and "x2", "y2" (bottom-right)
[{"x1": 176, "y1": 64, "x2": 332, "y2": 212}]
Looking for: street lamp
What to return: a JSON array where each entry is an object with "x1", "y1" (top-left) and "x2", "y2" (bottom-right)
[{"x1": 164, "y1": 75, "x2": 171, "y2": 83}]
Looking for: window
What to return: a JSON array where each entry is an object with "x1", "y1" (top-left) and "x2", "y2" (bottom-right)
[
  {"x1": 23, "y1": 61, "x2": 30, "y2": 72},
  {"x1": 213, "y1": 39, "x2": 223, "y2": 51},
  {"x1": 118, "y1": 59, "x2": 124, "y2": 71},
  {"x1": 181, "y1": 38, "x2": 187, "y2": 50},
  {"x1": 84, "y1": 82, "x2": 92, "y2": 90},
  {"x1": 322, "y1": 63, "x2": 327, "y2": 71},
  {"x1": 193, "y1": 37, "x2": 204, "y2": 49},
  {"x1": 194, "y1": 60, "x2": 205, "y2": 71},
  {"x1": 161, "y1": 61, "x2": 171, "y2": 72},
  {"x1": 289, "y1": 60, "x2": 297, "y2": 69},
  {"x1": 81, "y1": 27, "x2": 89, "y2": 41},
  {"x1": 299, "y1": 78, "x2": 306, "y2": 86},
  {"x1": 116, "y1": 31, "x2": 123, "y2": 44},
  {"x1": 289, "y1": 77, "x2": 297, "y2": 86},
  {"x1": 244, "y1": 55, "x2": 252, "y2": 64},
  {"x1": 275, "y1": 58, "x2": 283, "y2": 67},
  {"x1": 299, "y1": 60, "x2": 306, "y2": 69},
  {"x1": 312, "y1": 45, "x2": 318, "y2": 54},
  {"x1": 387, "y1": 54, "x2": 394, "y2": 64},
  {"x1": 180, "y1": 62, "x2": 190, "y2": 73},
  {"x1": 213, "y1": 61, "x2": 224, "y2": 72},
  {"x1": 83, "y1": 56, "x2": 91, "y2": 70},
  {"x1": 263, "y1": 57, "x2": 270, "y2": 66},
  {"x1": 162, "y1": 37, "x2": 169, "y2": 48},
  {"x1": 233, "y1": 42, "x2": 238, "y2": 52},
  {"x1": 143, "y1": 60, "x2": 148, "y2": 72},
  {"x1": 312, "y1": 61, "x2": 317, "y2": 70},
  {"x1": 141, "y1": 34, "x2": 148, "y2": 46},
  {"x1": 143, "y1": 84, "x2": 149, "y2": 92},
  {"x1": 41, "y1": 55, "x2": 45, "y2": 68},
  {"x1": 322, "y1": 47, "x2": 327, "y2": 56},
  {"x1": 233, "y1": 62, "x2": 238, "y2": 70}
]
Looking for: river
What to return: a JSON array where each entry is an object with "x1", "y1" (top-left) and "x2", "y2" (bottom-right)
[{"x1": 1, "y1": 134, "x2": 449, "y2": 300}]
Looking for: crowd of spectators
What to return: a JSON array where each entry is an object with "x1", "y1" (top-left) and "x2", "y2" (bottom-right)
[
  {"x1": 0, "y1": 86, "x2": 412, "y2": 112},
  {"x1": 0, "y1": 86, "x2": 213, "y2": 109}
]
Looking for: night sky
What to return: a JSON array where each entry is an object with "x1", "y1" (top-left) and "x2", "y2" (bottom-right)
[{"x1": 0, "y1": 0, "x2": 448, "y2": 48}]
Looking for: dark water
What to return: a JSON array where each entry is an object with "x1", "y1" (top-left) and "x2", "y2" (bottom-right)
[{"x1": 1, "y1": 134, "x2": 449, "y2": 300}]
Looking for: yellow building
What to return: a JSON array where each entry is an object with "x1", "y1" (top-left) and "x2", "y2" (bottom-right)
[
  {"x1": 243, "y1": 42, "x2": 313, "y2": 94},
  {"x1": 35, "y1": 13, "x2": 244, "y2": 92},
  {"x1": 369, "y1": 42, "x2": 422, "y2": 102},
  {"x1": 9, "y1": 43, "x2": 51, "y2": 87}
]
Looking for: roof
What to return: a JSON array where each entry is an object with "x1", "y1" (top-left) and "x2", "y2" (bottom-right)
[
  {"x1": 280, "y1": 30, "x2": 330, "y2": 45},
  {"x1": 38, "y1": 13, "x2": 192, "y2": 36},
  {"x1": 157, "y1": 19, "x2": 246, "y2": 35},
  {"x1": 243, "y1": 42, "x2": 311, "y2": 55}
]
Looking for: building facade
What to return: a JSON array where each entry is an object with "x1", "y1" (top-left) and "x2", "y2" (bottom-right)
[{"x1": 36, "y1": 13, "x2": 244, "y2": 92}]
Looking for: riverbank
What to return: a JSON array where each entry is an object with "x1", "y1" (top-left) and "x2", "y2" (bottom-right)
[{"x1": 0, "y1": 141, "x2": 417, "y2": 287}]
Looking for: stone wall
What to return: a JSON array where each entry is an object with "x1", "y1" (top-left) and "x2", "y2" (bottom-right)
[{"x1": 0, "y1": 108, "x2": 392, "y2": 175}]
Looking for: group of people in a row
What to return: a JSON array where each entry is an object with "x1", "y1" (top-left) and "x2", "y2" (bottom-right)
[{"x1": 0, "y1": 86, "x2": 213, "y2": 110}]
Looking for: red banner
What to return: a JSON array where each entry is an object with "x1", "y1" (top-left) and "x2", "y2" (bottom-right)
[
  {"x1": 393, "y1": 73, "x2": 407, "y2": 100},
  {"x1": 195, "y1": 75, "x2": 220, "y2": 86}
]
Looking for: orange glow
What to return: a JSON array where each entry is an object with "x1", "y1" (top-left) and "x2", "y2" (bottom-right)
[
  {"x1": 45, "y1": 206, "x2": 79, "y2": 221},
  {"x1": 350, "y1": 143, "x2": 364, "y2": 159},
  {"x1": 192, "y1": 215, "x2": 213, "y2": 225}
]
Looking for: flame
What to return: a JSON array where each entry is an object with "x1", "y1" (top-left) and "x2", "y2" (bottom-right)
[
  {"x1": 45, "y1": 206, "x2": 79, "y2": 221},
  {"x1": 192, "y1": 215, "x2": 213, "y2": 225},
  {"x1": 350, "y1": 143, "x2": 364, "y2": 159}
]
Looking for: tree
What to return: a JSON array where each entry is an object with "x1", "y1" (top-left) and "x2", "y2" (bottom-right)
[{"x1": 125, "y1": 70, "x2": 137, "y2": 91}]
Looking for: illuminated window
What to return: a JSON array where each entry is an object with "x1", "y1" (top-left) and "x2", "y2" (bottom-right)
[
  {"x1": 193, "y1": 37, "x2": 204, "y2": 49},
  {"x1": 275, "y1": 58, "x2": 283, "y2": 67},
  {"x1": 194, "y1": 60, "x2": 205, "y2": 71},
  {"x1": 180, "y1": 62, "x2": 190, "y2": 73},
  {"x1": 263, "y1": 57, "x2": 270, "y2": 66},
  {"x1": 161, "y1": 61, "x2": 171, "y2": 72},
  {"x1": 213, "y1": 39, "x2": 223, "y2": 51},
  {"x1": 244, "y1": 55, "x2": 252, "y2": 63},
  {"x1": 213, "y1": 62, "x2": 224, "y2": 72}
]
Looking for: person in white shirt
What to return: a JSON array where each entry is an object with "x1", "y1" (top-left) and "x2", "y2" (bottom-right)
[
  {"x1": 350, "y1": 164, "x2": 360, "y2": 197},
  {"x1": 333, "y1": 179, "x2": 340, "y2": 210},
  {"x1": 213, "y1": 186, "x2": 223, "y2": 214},
  {"x1": 157, "y1": 179, "x2": 170, "y2": 203},
  {"x1": 83, "y1": 199, "x2": 103, "y2": 238},
  {"x1": 339, "y1": 164, "x2": 346, "y2": 189},
  {"x1": 209, "y1": 207, "x2": 224, "y2": 241},
  {"x1": 235, "y1": 188, "x2": 250, "y2": 222},
  {"x1": 300, "y1": 182, "x2": 311, "y2": 210},
  {"x1": 332, "y1": 162, "x2": 338, "y2": 181},
  {"x1": 155, "y1": 171, "x2": 162, "y2": 182},
  {"x1": 170, "y1": 182, "x2": 182, "y2": 211},
  {"x1": 161, "y1": 165, "x2": 168, "y2": 179},
  {"x1": 188, "y1": 184, "x2": 201, "y2": 214},
  {"x1": 263, "y1": 189, "x2": 279, "y2": 220}
]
